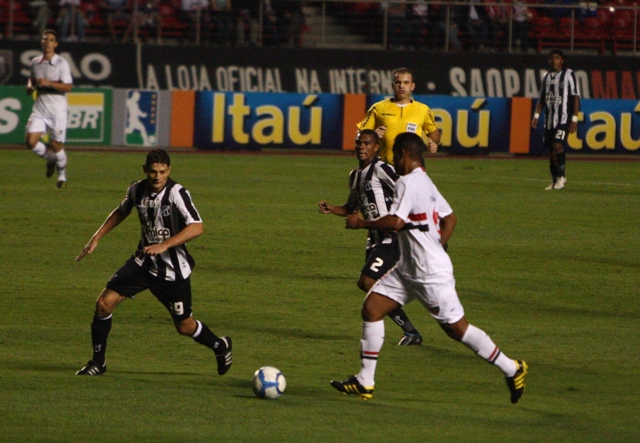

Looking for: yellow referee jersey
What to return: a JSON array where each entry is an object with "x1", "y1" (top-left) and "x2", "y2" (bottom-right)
[{"x1": 357, "y1": 99, "x2": 438, "y2": 164}]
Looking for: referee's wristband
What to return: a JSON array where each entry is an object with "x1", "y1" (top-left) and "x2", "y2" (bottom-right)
[
  {"x1": 571, "y1": 115, "x2": 578, "y2": 123},
  {"x1": 533, "y1": 113, "x2": 540, "y2": 119}
]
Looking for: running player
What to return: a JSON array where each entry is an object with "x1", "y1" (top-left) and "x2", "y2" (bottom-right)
[
  {"x1": 75, "y1": 149, "x2": 232, "y2": 376},
  {"x1": 531, "y1": 49, "x2": 581, "y2": 190},
  {"x1": 25, "y1": 29, "x2": 72, "y2": 189},
  {"x1": 357, "y1": 67, "x2": 440, "y2": 165},
  {"x1": 319, "y1": 129, "x2": 423, "y2": 346},
  {"x1": 331, "y1": 133, "x2": 528, "y2": 404}
]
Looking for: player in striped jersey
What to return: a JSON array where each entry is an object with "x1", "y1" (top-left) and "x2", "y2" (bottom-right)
[
  {"x1": 331, "y1": 133, "x2": 527, "y2": 403},
  {"x1": 319, "y1": 129, "x2": 423, "y2": 346},
  {"x1": 75, "y1": 149, "x2": 232, "y2": 376},
  {"x1": 531, "y1": 49, "x2": 581, "y2": 190}
]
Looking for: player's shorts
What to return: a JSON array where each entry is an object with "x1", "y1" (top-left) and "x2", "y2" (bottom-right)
[
  {"x1": 372, "y1": 270, "x2": 465, "y2": 324},
  {"x1": 361, "y1": 242, "x2": 400, "y2": 280},
  {"x1": 26, "y1": 113, "x2": 67, "y2": 143},
  {"x1": 543, "y1": 125, "x2": 570, "y2": 149},
  {"x1": 106, "y1": 258, "x2": 193, "y2": 322}
]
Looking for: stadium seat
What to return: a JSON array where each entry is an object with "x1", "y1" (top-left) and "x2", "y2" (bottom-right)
[{"x1": 158, "y1": 3, "x2": 187, "y2": 42}]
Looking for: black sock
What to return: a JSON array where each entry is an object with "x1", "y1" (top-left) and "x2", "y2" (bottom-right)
[
  {"x1": 191, "y1": 320, "x2": 220, "y2": 349},
  {"x1": 91, "y1": 313, "x2": 112, "y2": 365},
  {"x1": 387, "y1": 308, "x2": 418, "y2": 334},
  {"x1": 556, "y1": 151, "x2": 566, "y2": 177},
  {"x1": 549, "y1": 162, "x2": 559, "y2": 181}
]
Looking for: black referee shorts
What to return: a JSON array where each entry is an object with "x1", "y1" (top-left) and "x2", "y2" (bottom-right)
[
  {"x1": 361, "y1": 242, "x2": 400, "y2": 280},
  {"x1": 106, "y1": 258, "x2": 193, "y2": 322}
]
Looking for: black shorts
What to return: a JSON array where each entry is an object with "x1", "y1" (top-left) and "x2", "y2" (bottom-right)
[
  {"x1": 361, "y1": 242, "x2": 400, "y2": 280},
  {"x1": 543, "y1": 125, "x2": 569, "y2": 149},
  {"x1": 106, "y1": 258, "x2": 193, "y2": 322}
]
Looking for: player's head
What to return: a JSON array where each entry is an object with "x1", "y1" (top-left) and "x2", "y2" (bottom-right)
[
  {"x1": 41, "y1": 29, "x2": 59, "y2": 53},
  {"x1": 547, "y1": 49, "x2": 565, "y2": 71},
  {"x1": 392, "y1": 68, "x2": 415, "y2": 103},
  {"x1": 144, "y1": 149, "x2": 171, "y2": 192},
  {"x1": 392, "y1": 132, "x2": 426, "y2": 173},
  {"x1": 354, "y1": 129, "x2": 380, "y2": 165}
]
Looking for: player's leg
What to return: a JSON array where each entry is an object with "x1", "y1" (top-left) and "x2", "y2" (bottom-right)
[
  {"x1": 154, "y1": 277, "x2": 232, "y2": 375},
  {"x1": 76, "y1": 288, "x2": 126, "y2": 375},
  {"x1": 360, "y1": 243, "x2": 422, "y2": 345},
  {"x1": 553, "y1": 139, "x2": 567, "y2": 189},
  {"x1": 544, "y1": 129, "x2": 559, "y2": 190},
  {"x1": 423, "y1": 272, "x2": 527, "y2": 403},
  {"x1": 25, "y1": 116, "x2": 56, "y2": 176},
  {"x1": 331, "y1": 272, "x2": 407, "y2": 399},
  {"x1": 49, "y1": 115, "x2": 68, "y2": 187}
]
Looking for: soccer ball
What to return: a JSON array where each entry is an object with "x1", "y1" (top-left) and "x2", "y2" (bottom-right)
[{"x1": 252, "y1": 366, "x2": 286, "y2": 399}]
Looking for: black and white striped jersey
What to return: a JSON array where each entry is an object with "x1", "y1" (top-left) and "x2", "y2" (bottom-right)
[
  {"x1": 539, "y1": 68, "x2": 580, "y2": 129},
  {"x1": 118, "y1": 178, "x2": 202, "y2": 281},
  {"x1": 345, "y1": 158, "x2": 399, "y2": 250}
]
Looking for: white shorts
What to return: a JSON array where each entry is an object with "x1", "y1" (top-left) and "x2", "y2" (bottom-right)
[
  {"x1": 372, "y1": 269, "x2": 465, "y2": 324},
  {"x1": 26, "y1": 113, "x2": 67, "y2": 143}
]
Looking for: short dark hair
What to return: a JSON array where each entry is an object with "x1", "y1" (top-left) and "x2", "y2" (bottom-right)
[
  {"x1": 357, "y1": 129, "x2": 379, "y2": 144},
  {"x1": 548, "y1": 49, "x2": 564, "y2": 59},
  {"x1": 146, "y1": 149, "x2": 171, "y2": 167},
  {"x1": 393, "y1": 132, "x2": 426, "y2": 159},
  {"x1": 393, "y1": 67, "x2": 415, "y2": 83},
  {"x1": 43, "y1": 29, "x2": 58, "y2": 41}
]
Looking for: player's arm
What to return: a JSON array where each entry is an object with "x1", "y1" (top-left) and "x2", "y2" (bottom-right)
[
  {"x1": 531, "y1": 99, "x2": 545, "y2": 128},
  {"x1": 318, "y1": 201, "x2": 351, "y2": 216},
  {"x1": 143, "y1": 222, "x2": 203, "y2": 256},
  {"x1": 36, "y1": 78, "x2": 72, "y2": 93},
  {"x1": 76, "y1": 208, "x2": 129, "y2": 261},
  {"x1": 26, "y1": 77, "x2": 35, "y2": 95},
  {"x1": 345, "y1": 213, "x2": 405, "y2": 231},
  {"x1": 439, "y1": 212, "x2": 457, "y2": 248},
  {"x1": 568, "y1": 95, "x2": 580, "y2": 133}
]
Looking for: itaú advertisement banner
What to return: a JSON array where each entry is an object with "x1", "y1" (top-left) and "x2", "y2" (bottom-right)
[
  {"x1": 192, "y1": 92, "x2": 344, "y2": 150},
  {"x1": 529, "y1": 99, "x2": 640, "y2": 155}
]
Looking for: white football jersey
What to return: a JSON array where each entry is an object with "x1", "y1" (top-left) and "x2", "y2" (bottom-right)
[
  {"x1": 390, "y1": 167, "x2": 454, "y2": 277},
  {"x1": 30, "y1": 53, "x2": 73, "y2": 118}
]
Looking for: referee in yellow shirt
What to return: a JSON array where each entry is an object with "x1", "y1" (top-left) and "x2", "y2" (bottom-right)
[{"x1": 357, "y1": 67, "x2": 441, "y2": 164}]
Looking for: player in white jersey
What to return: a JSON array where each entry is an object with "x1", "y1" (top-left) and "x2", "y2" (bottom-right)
[
  {"x1": 74, "y1": 149, "x2": 232, "y2": 377},
  {"x1": 319, "y1": 129, "x2": 423, "y2": 346},
  {"x1": 331, "y1": 133, "x2": 528, "y2": 404},
  {"x1": 25, "y1": 29, "x2": 73, "y2": 188},
  {"x1": 531, "y1": 49, "x2": 580, "y2": 191}
]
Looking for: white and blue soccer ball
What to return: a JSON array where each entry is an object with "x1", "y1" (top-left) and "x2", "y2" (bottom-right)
[{"x1": 252, "y1": 366, "x2": 286, "y2": 399}]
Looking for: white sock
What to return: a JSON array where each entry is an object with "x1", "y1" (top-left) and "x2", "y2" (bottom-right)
[
  {"x1": 357, "y1": 320, "x2": 384, "y2": 387},
  {"x1": 461, "y1": 324, "x2": 517, "y2": 377},
  {"x1": 55, "y1": 149, "x2": 67, "y2": 181},
  {"x1": 32, "y1": 141, "x2": 56, "y2": 162}
]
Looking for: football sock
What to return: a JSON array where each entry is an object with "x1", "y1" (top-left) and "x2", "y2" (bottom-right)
[
  {"x1": 31, "y1": 141, "x2": 56, "y2": 162},
  {"x1": 357, "y1": 320, "x2": 384, "y2": 387},
  {"x1": 55, "y1": 149, "x2": 67, "y2": 181},
  {"x1": 387, "y1": 307, "x2": 418, "y2": 333},
  {"x1": 191, "y1": 320, "x2": 220, "y2": 349},
  {"x1": 549, "y1": 162, "x2": 559, "y2": 181},
  {"x1": 556, "y1": 150, "x2": 566, "y2": 177},
  {"x1": 461, "y1": 324, "x2": 517, "y2": 377},
  {"x1": 91, "y1": 313, "x2": 112, "y2": 365}
]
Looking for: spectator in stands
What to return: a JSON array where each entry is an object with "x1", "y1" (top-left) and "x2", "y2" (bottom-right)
[
  {"x1": 384, "y1": 0, "x2": 411, "y2": 50},
  {"x1": 139, "y1": 0, "x2": 161, "y2": 43},
  {"x1": 431, "y1": 3, "x2": 464, "y2": 51},
  {"x1": 407, "y1": 0, "x2": 430, "y2": 50},
  {"x1": 512, "y1": 0, "x2": 532, "y2": 52},
  {"x1": 485, "y1": 0, "x2": 509, "y2": 51},
  {"x1": 275, "y1": 0, "x2": 306, "y2": 47},
  {"x1": 210, "y1": 0, "x2": 233, "y2": 45},
  {"x1": 543, "y1": 0, "x2": 572, "y2": 18},
  {"x1": 464, "y1": 0, "x2": 490, "y2": 51},
  {"x1": 99, "y1": 0, "x2": 136, "y2": 43},
  {"x1": 57, "y1": 0, "x2": 88, "y2": 42},
  {"x1": 234, "y1": 0, "x2": 259, "y2": 46},
  {"x1": 181, "y1": 0, "x2": 212, "y2": 44},
  {"x1": 29, "y1": 0, "x2": 53, "y2": 38}
]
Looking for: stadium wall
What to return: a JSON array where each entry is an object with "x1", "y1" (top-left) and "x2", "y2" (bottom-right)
[{"x1": 1, "y1": 86, "x2": 638, "y2": 154}]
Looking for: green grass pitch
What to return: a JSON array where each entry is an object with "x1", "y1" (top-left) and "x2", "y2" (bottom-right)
[{"x1": 0, "y1": 149, "x2": 638, "y2": 442}]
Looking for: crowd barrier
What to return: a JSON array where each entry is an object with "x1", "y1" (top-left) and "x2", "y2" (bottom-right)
[{"x1": 1, "y1": 86, "x2": 638, "y2": 154}]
